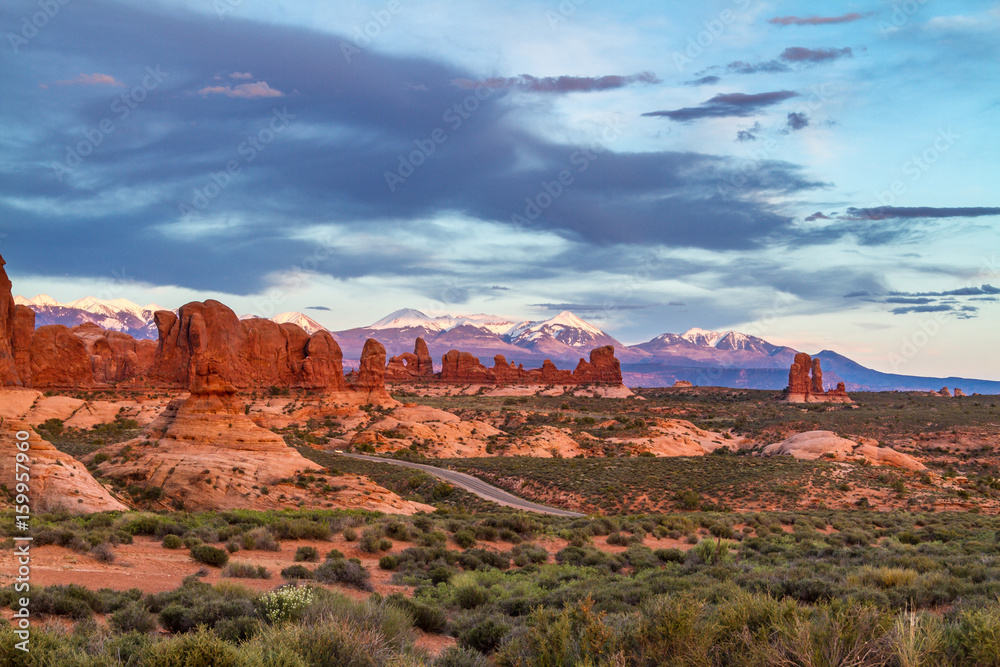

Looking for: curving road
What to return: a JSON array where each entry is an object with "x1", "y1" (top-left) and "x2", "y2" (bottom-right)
[{"x1": 332, "y1": 453, "x2": 584, "y2": 517}]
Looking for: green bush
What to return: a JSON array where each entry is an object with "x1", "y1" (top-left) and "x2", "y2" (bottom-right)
[
  {"x1": 281, "y1": 565, "x2": 315, "y2": 580},
  {"x1": 162, "y1": 534, "x2": 183, "y2": 549},
  {"x1": 453, "y1": 529, "x2": 477, "y2": 549},
  {"x1": 110, "y1": 601, "x2": 157, "y2": 634},
  {"x1": 460, "y1": 618, "x2": 509, "y2": 653},
  {"x1": 222, "y1": 561, "x2": 271, "y2": 579},
  {"x1": 295, "y1": 546, "x2": 320, "y2": 562},
  {"x1": 143, "y1": 627, "x2": 241, "y2": 667},
  {"x1": 379, "y1": 555, "x2": 398, "y2": 570},
  {"x1": 315, "y1": 558, "x2": 373, "y2": 591},
  {"x1": 190, "y1": 545, "x2": 230, "y2": 567}
]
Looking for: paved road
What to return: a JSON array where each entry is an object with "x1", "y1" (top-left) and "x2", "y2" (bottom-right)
[{"x1": 332, "y1": 453, "x2": 585, "y2": 517}]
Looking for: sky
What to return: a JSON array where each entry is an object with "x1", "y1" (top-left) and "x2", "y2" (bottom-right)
[{"x1": 1, "y1": 0, "x2": 998, "y2": 379}]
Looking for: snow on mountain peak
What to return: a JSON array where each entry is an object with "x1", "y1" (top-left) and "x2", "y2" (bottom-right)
[
  {"x1": 272, "y1": 311, "x2": 327, "y2": 334},
  {"x1": 680, "y1": 327, "x2": 730, "y2": 347},
  {"x1": 368, "y1": 308, "x2": 443, "y2": 331}
]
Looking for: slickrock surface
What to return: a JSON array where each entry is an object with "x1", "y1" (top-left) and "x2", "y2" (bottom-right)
[
  {"x1": 0, "y1": 418, "x2": 127, "y2": 512},
  {"x1": 763, "y1": 430, "x2": 925, "y2": 471}
]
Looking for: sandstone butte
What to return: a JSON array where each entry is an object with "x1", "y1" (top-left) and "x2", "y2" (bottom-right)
[
  {"x1": 0, "y1": 417, "x2": 127, "y2": 512},
  {"x1": 782, "y1": 353, "x2": 852, "y2": 403},
  {"x1": 429, "y1": 344, "x2": 624, "y2": 386}
]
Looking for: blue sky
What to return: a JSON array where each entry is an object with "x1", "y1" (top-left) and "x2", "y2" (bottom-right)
[{"x1": 1, "y1": 0, "x2": 998, "y2": 379}]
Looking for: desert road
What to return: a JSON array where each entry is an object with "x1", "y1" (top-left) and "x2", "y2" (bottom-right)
[{"x1": 333, "y1": 453, "x2": 585, "y2": 517}]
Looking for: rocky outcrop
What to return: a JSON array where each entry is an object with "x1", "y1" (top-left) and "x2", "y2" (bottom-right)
[
  {"x1": 0, "y1": 255, "x2": 21, "y2": 386},
  {"x1": 385, "y1": 338, "x2": 436, "y2": 382},
  {"x1": 763, "y1": 430, "x2": 925, "y2": 471},
  {"x1": 435, "y1": 344, "x2": 624, "y2": 386},
  {"x1": 782, "y1": 354, "x2": 852, "y2": 403},
  {"x1": 938, "y1": 387, "x2": 952, "y2": 397},
  {"x1": 29, "y1": 325, "x2": 95, "y2": 388},
  {"x1": 151, "y1": 300, "x2": 355, "y2": 393},
  {"x1": 572, "y1": 345, "x2": 622, "y2": 384},
  {"x1": 72, "y1": 322, "x2": 156, "y2": 384},
  {"x1": 0, "y1": 418, "x2": 127, "y2": 513},
  {"x1": 954, "y1": 388, "x2": 967, "y2": 397},
  {"x1": 12, "y1": 305, "x2": 34, "y2": 385}
]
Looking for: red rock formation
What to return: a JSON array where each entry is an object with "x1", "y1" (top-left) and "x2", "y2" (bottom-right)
[
  {"x1": 787, "y1": 352, "x2": 812, "y2": 397},
  {"x1": 0, "y1": 255, "x2": 20, "y2": 386},
  {"x1": 938, "y1": 387, "x2": 952, "y2": 397},
  {"x1": 71, "y1": 322, "x2": 156, "y2": 384},
  {"x1": 810, "y1": 358, "x2": 824, "y2": 394},
  {"x1": 440, "y1": 349, "x2": 492, "y2": 382},
  {"x1": 29, "y1": 325, "x2": 94, "y2": 388},
  {"x1": 954, "y1": 388, "x2": 967, "y2": 397},
  {"x1": 12, "y1": 304, "x2": 34, "y2": 385},
  {"x1": 783, "y1": 354, "x2": 852, "y2": 403},
  {"x1": 414, "y1": 337, "x2": 434, "y2": 377},
  {"x1": 151, "y1": 300, "x2": 352, "y2": 392},
  {"x1": 571, "y1": 345, "x2": 622, "y2": 384}
]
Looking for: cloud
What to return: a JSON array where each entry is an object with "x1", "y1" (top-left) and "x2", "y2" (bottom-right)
[
  {"x1": 888, "y1": 284, "x2": 1000, "y2": 297},
  {"x1": 845, "y1": 283, "x2": 999, "y2": 319},
  {"x1": 805, "y1": 211, "x2": 830, "y2": 221},
  {"x1": 768, "y1": 13, "x2": 869, "y2": 26},
  {"x1": 196, "y1": 80, "x2": 284, "y2": 98},
  {"x1": 452, "y1": 72, "x2": 659, "y2": 93},
  {"x1": 49, "y1": 73, "x2": 125, "y2": 87},
  {"x1": 726, "y1": 60, "x2": 789, "y2": 74},
  {"x1": 532, "y1": 302, "x2": 650, "y2": 312},
  {"x1": 785, "y1": 112, "x2": 809, "y2": 131},
  {"x1": 307, "y1": 305, "x2": 331, "y2": 311},
  {"x1": 229, "y1": 72, "x2": 253, "y2": 79},
  {"x1": 736, "y1": 122, "x2": 761, "y2": 142},
  {"x1": 490, "y1": 285, "x2": 510, "y2": 291},
  {"x1": 685, "y1": 75, "x2": 720, "y2": 86},
  {"x1": 841, "y1": 206, "x2": 1000, "y2": 220},
  {"x1": 779, "y1": 47, "x2": 852, "y2": 63},
  {"x1": 642, "y1": 90, "x2": 799, "y2": 121},
  {"x1": 890, "y1": 304, "x2": 959, "y2": 315}
]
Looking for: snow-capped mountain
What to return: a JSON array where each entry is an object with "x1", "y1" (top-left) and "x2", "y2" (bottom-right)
[
  {"x1": 632, "y1": 327, "x2": 796, "y2": 368},
  {"x1": 271, "y1": 312, "x2": 327, "y2": 335},
  {"x1": 15, "y1": 294, "x2": 168, "y2": 340},
  {"x1": 366, "y1": 308, "x2": 520, "y2": 336},
  {"x1": 505, "y1": 311, "x2": 627, "y2": 359}
]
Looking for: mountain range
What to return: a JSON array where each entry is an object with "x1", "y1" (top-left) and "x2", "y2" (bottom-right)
[{"x1": 15, "y1": 297, "x2": 1000, "y2": 393}]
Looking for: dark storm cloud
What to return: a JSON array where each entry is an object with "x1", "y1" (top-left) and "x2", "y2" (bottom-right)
[
  {"x1": 307, "y1": 306, "x2": 332, "y2": 311},
  {"x1": 779, "y1": 47, "x2": 852, "y2": 63},
  {"x1": 842, "y1": 207, "x2": 1000, "y2": 220},
  {"x1": 889, "y1": 285, "x2": 1000, "y2": 297},
  {"x1": 844, "y1": 284, "x2": 999, "y2": 319},
  {"x1": 786, "y1": 112, "x2": 809, "y2": 130},
  {"x1": 684, "y1": 76, "x2": 720, "y2": 86},
  {"x1": 452, "y1": 72, "x2": 660, "y2": 93},
  {"x1": 804, "y1": 211, "x2": 830, "y2": 221},
  {"x1": 736, "y1": 122, "x2": 761, "y2": 142},
  {"x1": 890, "y1": 304, "x2": 958, "y2": 315},
  {"x1": 0, "y1": 1, "x2": 826, "y2": 294},
  {"x1": 642, "y1": 91, "x2": 799, "y2": 121},
  {"x1": 768, "y1": 13, "x2": 870, "y2": 26}
]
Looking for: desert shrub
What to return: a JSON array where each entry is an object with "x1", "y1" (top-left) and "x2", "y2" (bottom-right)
[
  {"x1": 453, "y1": 529, "x2": 477, "y2": 549},
  {"x1": 162, "y1": 534, "x2": 183, "y2": 549},
  {"x1": 454, "y1": 585, "x2": 489, "y2": 610},
  {"x1": 241, "y1": 526, "x2": 280, "y2": 551},
  {"x1": 379, "y1": 555, "x2": 398, "y2": 570},
  {"x1": 459, "y1": 548, "x2": 510, "y2": 571},
  {"x1": 460, "y1": 618, "x2": 511, "y2": 654},
  {"x1": 387, "y1": 594, "x2": 448, "y2": 633},
  {"x1": 315, "y1": 558, "x2": 373, "y2": 591},
  {"x1": 512, "y1": 543, "x2": 549, "y2": 566},
  {"x1": 190, "y1": 544, "x2": 229, "y2": 567},
  {"x1": 655, "y1": 548, "x2": 686, "y2": 564},
  {"x1": 90, "y1": 542, "x2": 115, "y2": 563},
  {"x1": 260, "y1": 586, "x2": 315, "y2": 624},
  {"x1": 223, "y1": 561, "x2": 271, "y2": 579},
  {"x1": 143, "y1": 627, "x2": 241, "y2": 667},
  {"x1": 295, "y1": 546, "x2": 320, "y2": 562},
  {"x1": 342, "y1": 527, "x2": 358, "y2": 541},
  {"x1": 281, "y1": 565, "x2": 315, "y2": 580},
  {"x1": 326, "y1": 548, "x2": 346, "y2": 560},
  {"x1": 434, "y1": 645, "x2": 494, "y2": 667},
  {"x1": 110, "y1": 601, "x2": 157, "y2": 634}
]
